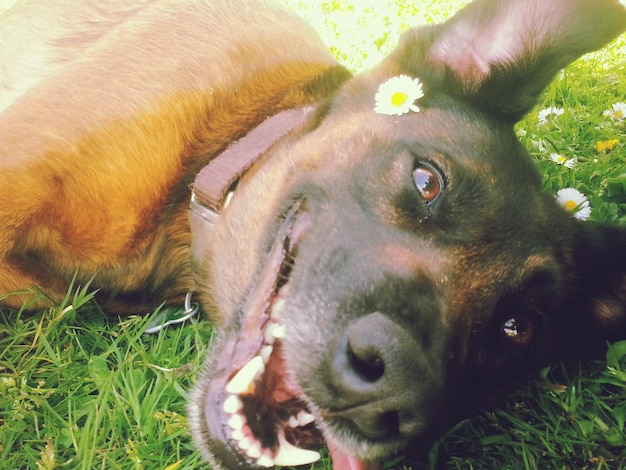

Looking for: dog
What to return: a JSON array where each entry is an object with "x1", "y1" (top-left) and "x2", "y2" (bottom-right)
[{"x1": 1, "y1": 0, "x2": 626, "y2": 468}]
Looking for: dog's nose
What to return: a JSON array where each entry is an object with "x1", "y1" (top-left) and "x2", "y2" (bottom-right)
[{"x1": 332, "y1": 312, "x2": 441, "y2": 441}]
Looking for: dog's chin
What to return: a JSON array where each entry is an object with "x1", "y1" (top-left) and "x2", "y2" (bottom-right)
[{"x1": 188, "y1": 202, "x2": 391, "y2": 470}]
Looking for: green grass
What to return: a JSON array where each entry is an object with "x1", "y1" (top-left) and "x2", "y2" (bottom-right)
[
  {"x1": 1, "y1": 1, "x2": 626, "y2": 469},
  {"x1": 0, "y1": 287, "x2": 210, "y2": 470}
]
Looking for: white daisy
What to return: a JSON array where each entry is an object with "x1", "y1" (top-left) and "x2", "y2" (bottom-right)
[
  {"x1": 602, "y1": 102, "x2": 626, "y2": 121},
  {"x1": 538, "y1": 106, "x2": 564, "y2": 124},
  {"x1": 374, "y1": 75, "x2": 424, "y2": 116},
  {"x1": 555, "y1": 188, "x2": 591, "y2": 221},
  {"x1": 549, "y1": 153, "x2": 577, "y2": 169}
]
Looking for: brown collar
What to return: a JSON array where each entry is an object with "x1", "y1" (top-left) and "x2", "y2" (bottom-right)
[{"x1": 191, "y1": 105, "x2": 317, "y2": 218}]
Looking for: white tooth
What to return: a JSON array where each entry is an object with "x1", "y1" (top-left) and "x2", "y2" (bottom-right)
[
  {"x1": 264, "y1": 322, "x2": 286, "y2": 342},
  {"x1": 297, "y1": 411, "x2": 316, "y2": 426},
  {"x1": 270, "y1": 298, "x2": 286, "y2": 320},
  {"x1": 231, "y1": 429, "x2": 244, "y2": 441},
  {"x1": 246, "y1": 442, "x2": 262, "y2": 459},
  {"x1": 225, "y1": 356, "x2": 265, "y2": 394},
  {"x1": 263, "y1": 323, "x2": 278, "y2": 344},
  {"x1": 271, "y1": 324, "x2": 286, "y2": 339},
  {"x1": 273, "y1": 430, "x2": 321, "y2": 466},
  {"x1": 260, "y1": 345, "x2": 274, "y2": 364},
  {"x1": 288, "y1": 415, "x2": 300, "y2": 428},
  {"x1": 227, "y1": 414, "x2": 245, "y2": 430},
  {"x1": 256, "y1": 455, "x2": 274, "y2": 468},
  {"x1": 223, "y1": 394, "x2": 243, "y2": 414},
  {"x1": 237, "y1": 437, "x2": 252, "y2": 451}
]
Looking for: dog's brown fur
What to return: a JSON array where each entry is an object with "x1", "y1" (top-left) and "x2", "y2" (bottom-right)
[
  {"x1": 2, "y1": 1, "x2": 626, "y2": 469},
  {"x1": 0, "y1": 0, "x2": 348, "y2": 314}
]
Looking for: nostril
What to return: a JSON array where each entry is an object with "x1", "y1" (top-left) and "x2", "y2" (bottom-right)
[
  {"x1": 347, "y1": 340, "x2": 385, "y2": 383},
  {"x1": 330, "y1": 312, "x2": 441, "y2": 442}
]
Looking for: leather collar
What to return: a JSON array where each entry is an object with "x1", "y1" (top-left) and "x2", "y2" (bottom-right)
[{"x1": 191, "y1": 105, "x2": 317, "y2": 220}]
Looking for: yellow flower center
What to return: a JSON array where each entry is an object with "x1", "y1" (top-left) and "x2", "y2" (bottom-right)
[
  {"x1": 391, "y1": 91, "x2": 408, "y2": 107},
  {"x1": 615, "y1": 111, "x2": 623, "y2": 118},
  {"x1": 564, "y1": 200, "x2": 578, "y2": 211},
  {"x1": 556, "y1": 156, "x2": 567, "y2": 164}
]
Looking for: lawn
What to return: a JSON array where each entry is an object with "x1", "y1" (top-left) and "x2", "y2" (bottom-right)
[{"x1": 1, "y1": 1, "x2": 626, "y2": 469}]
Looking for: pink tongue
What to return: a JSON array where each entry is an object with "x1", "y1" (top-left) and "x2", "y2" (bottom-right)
[{"x1": 328, "y1": 441, "x2": 383, "y2": 470}]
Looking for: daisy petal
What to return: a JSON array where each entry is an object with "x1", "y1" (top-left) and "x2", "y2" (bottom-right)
[
  {"x1": 555, "y1": 188, "x2": 591, "y2": 221},
  {"x1": 538, "y1": 106, "x2": 564, "y2": 124},
  {"x1": 375, "y1": 75, "x2": 424, "y2": 116},
  {"x1": 603, "y1": 102, "x2": 626, "y2": 121}
]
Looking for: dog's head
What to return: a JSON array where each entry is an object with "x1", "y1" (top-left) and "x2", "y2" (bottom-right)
[{"x1": 189, "y1": 0, "x2": 626, "y2": 468}]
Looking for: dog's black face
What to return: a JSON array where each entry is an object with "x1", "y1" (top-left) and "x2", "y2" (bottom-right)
[
  {"x1": 189, "y1": 0, "x2": 626, "y2": 468},
  {"x1": 256, "y1": 93, "x2": 582, "y2": 463}
]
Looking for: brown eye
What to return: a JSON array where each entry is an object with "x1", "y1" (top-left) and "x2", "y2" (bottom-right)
[
  {"x1": 502, "y1": 316, "x2": 535, "y2": 347},
  {"x1": 413, "y1": 165, "x2": 443, "y2": 205}
]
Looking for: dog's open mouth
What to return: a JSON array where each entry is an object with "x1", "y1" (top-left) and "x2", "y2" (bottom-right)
[
  {"x1": 192, "y1": 201, "x2": 384, "y2": 469},
  {"x1": 191, "y1": 201, "x2": 321, "y2": 468},
  {"x1": 215, "y1": 202, "x2": 324, "y2": 468}
]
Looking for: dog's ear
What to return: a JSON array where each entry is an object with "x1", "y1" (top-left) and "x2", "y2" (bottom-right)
[
  {"x1": 393, "y1": 0, "x2": 626, "y2": 121},
  {"x1": 566, "y1": 223, "x2": 626, "y2": 355}
]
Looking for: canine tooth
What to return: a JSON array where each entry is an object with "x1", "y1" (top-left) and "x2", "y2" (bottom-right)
[
  {"x1": 225, "y1": 356, "x2": 265, "y2": 394},
  {"x1": 223, "y1": 394, "x2": 243, "y2": 414},
  {"x1": 297, "y1": 411, "x2": 316, "y2": 426},
  {"x1": 246, "y1": 442, "x2": 262, "y2": 459},
  {"x1": 273, "y1": 430, "x2": 321, "y2": 466},
  {"x1": 260, "y1": 345, "x2": 273, "y2": 364},
  {"x1": 228, "y1": 414, "x2": 245, "y2": 430}
]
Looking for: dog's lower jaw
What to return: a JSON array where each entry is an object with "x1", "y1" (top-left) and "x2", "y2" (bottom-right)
[
  {"x1": 189, "y1": 363, "x2": 390, "y2": 470},
  {"x1": 188, "y1": 203, "x2": 393, "y2": 469}
]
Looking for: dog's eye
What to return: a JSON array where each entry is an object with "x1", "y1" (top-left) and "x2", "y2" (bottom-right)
[
  {"x1": 502, "y1": 316, "x2": 535, "y2": 347},
  {"x1": 413, "y1": 164, "x2": 443, "y2": 205}
]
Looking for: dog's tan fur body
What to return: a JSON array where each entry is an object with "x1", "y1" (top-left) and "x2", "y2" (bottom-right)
[{"x1": 0, "y1": 0, "x2": 343, "y2": 314}]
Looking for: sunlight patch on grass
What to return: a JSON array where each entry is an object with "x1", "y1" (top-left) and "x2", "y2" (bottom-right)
[{"x1": 281, "y1": 0, "x2": 469, "y2": 71}]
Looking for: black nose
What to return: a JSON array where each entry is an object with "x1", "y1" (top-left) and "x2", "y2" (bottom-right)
[{"x1": 332, "y1": 312, "x2": 442, "y2": 441}]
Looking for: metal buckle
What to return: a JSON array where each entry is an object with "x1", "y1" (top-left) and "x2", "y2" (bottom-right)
[
  {"x1": 144, "y1": 291, "x2": 200, "y2": 334},
  {"x1": 189, "y1": 192, "x2": 220, "y2": 227}
]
